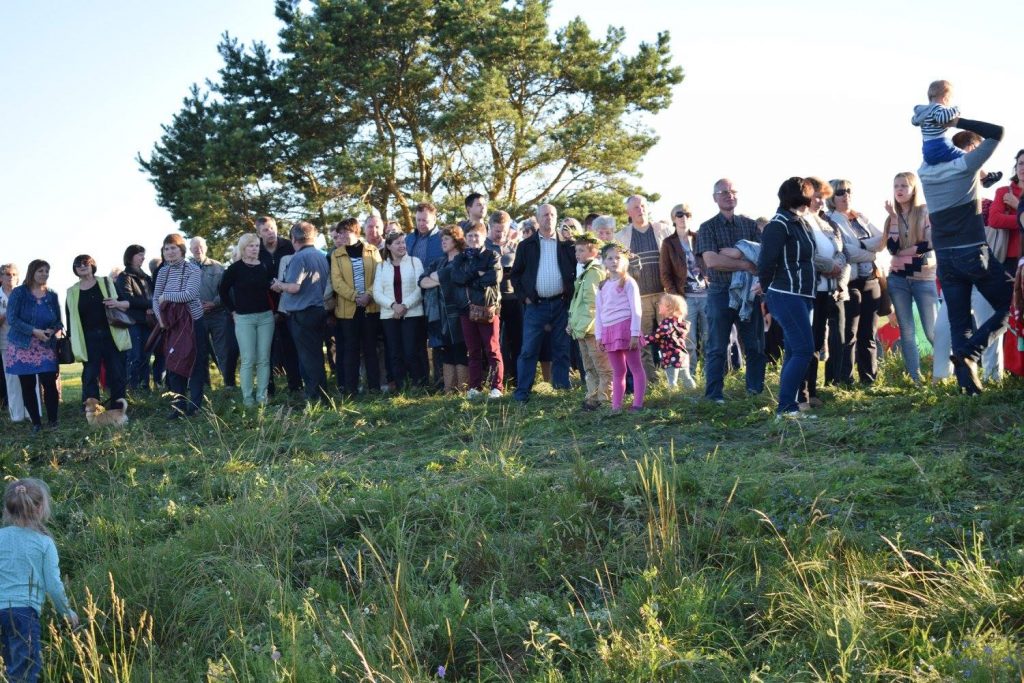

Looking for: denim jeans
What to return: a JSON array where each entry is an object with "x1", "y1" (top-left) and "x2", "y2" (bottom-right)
[
  {"x1": 81, "y1": 327, "x2": 127, "y2": 405},
  {"x1": 704, "y1": 287, "x2": 765, "y2": 400},
  {"x1": 684, "y1": 294, "x2": 708, "y2": 376},
  {"x1": 886, "y1": 275, "x2": 938, "y2": 381},
  {"x1": 766, "y1": 290, "x2": 814, "y2": 414},
  {"x1": 126, "y1": 322, "x2": 151, "y2": 389},
  {"x1": 234, "y1": 310, "x2": 275, "y2": 403},
  {"x1": 1, "y1": 606, "x2": 42, "y2": 683},
  {"x1": 936, "y1": 244, "x2": 1012, "y2": 364},
  {"x1": 288, "y1": 306, "x2": 329, "y2": 401},
  {"x1": 514, "y1": 298, "x2": 570, "y2": 401}
]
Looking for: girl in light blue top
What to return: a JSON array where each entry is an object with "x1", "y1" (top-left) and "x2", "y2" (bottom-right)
[{"x1": 1, "y1": 479, "x2": 78, "y2": 683}]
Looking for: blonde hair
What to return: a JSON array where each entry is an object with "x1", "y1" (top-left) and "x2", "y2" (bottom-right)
[
  {"x1": 3, "y1": 478, "x2": 52, "y2": 536},
  {"x1": 659, "y1": 293, "x2": 688, "y2": 319},
  {"x1": 237, "y1": 232, "x2": 261, "y2": 255},
  {"x1": 885, "y1": 171, "x2": 929, "y2": 248},
  {"x1": 927, "y1": 79, "x2": 952, "y2": 101}
]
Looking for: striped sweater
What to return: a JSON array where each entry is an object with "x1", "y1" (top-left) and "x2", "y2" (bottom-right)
[
  {"x1": 758, "y1": 209, "x2": 818, "y2": 298},
  {"x1": 153, "y1": 260, "x2": 203, "y2": 324}
]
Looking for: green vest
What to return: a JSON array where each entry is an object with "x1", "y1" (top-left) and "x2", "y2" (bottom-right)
[{"x1": 66, "y1": 277, "x2": 132, "y2": 361}]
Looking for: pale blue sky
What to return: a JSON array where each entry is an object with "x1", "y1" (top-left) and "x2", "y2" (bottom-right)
[{"x1": 3, "y1": 1, "x2": 1022, "y2": 294}]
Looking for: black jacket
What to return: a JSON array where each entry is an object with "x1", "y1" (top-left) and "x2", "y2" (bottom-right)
[
  {"x1": 115, "y1": 267, "x2": 154, "y2": 325},
  {"x1": 758, "y1": 209, "x2": 818, "y2": 298},
  {"x1": 509, "y1": 233, "x2": 576, "y2": 303},
  {"x1": 450, "y1": 248, "x2": 502, "y2": 312}
]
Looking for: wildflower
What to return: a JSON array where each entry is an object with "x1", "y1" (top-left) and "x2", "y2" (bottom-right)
[
  {"x1": 437, "y1": 664, "x2": 446, "y2": 678},
  {"x1": 271, "y1": 649, "x2": 282, "y2": 662}
]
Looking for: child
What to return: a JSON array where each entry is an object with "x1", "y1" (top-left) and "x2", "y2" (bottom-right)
[
  {"x1": 567, "y1": 233, "x2": 612, "y2": 411},
  {"x1": 912, "y1": 79, "x2": 1002, "y2": 187},
  {"x1": 1, "y1": 479, "x2": 78, "y2": 683},
  {"x1": 643, "y1": 293, "x2": 697, "y2": 390},
  {"x1": 595, "y1": 242, "x2": 646, "y2": 412}
]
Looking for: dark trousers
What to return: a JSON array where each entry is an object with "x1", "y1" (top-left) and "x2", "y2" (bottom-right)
[
  {"x1": 514, "y1": 298, "x2": 570, "y2": 400},
  {"x1": 766, "y1": 290, "x2": 814, "y2": 414},
  {"x1": 81, "y1": 327, "x2": 127, "y2": 405},
  {"x1": 499, "y1": 297, "x2": 522, "y2": 386},
  {"x1": 802, "y1": 292, "x2": 843, "y2": 400},
  {"x1": 839, "y1": 277, "x2": 881, "y2": 384},
  {"x1": 0, "y1": 361, "x2": 7, "y2": 408},
  {"x1": 937, "y1": 244, "x2": 1012, "y2": 363},
  {"x1": 166, "y1": 316, "x2": 208, "y2": 414},
  {"x1": 18, "y1": 372, "x2": 59, "y2": 426},
  {"x1": 460, "y1": 314, "x2": 504, "y2": 390},
  {"x1": 288, "y1": 306, "x2": 329, "y2": 401},
  {"x1": 337, "y1": 308, "x2": 380, "y2": 396},
  {"x1": 126, "y1": 323, "x2": 151, "y2": 390},
  {"x1": 704, "y1": 288, "x2": 766, "y2": 400},
  {"x1": 204, "y1": 310, "x2": 238, "y2": 387},
  {"x1": 381, "y1": 316, "x2": 428, "y2": 388},
  {"x1": 270, "y1": 314, "x2": 302, "y2": 393}
]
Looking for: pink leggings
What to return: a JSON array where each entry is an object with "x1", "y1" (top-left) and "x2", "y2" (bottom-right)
[{"x1": 606, "y1": 348, "x2": 646, "y2": 410}]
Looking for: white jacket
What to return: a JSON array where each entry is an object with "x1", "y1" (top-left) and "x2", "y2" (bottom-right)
[{"x1": 373, "y1": 255, "x2": 425, "y2": 319}]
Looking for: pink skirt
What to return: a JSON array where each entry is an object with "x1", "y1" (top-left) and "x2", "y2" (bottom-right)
[{"x1": 601, "y1": 318, "x2": 634, "y2": 352}]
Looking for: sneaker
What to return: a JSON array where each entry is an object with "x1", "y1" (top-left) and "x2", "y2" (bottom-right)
[
  {"x1": 982, "y1": 171, "x2": 1003, "y2": 189},
  {"x1": 467, "y1": 388, "x2": 482, "y2": 399},
  {"x1": 709, "y1": 398, "x2": 726, "y2": 405},
  {"x1": 776, "y1": 410, "x2": 818, "y2": 421},
  {"x1": 950, "y1": 354, "x2": 983, "y2": 395},
  {"x1": 488, "y1": 388, "x2": 502, "y2": 399}
]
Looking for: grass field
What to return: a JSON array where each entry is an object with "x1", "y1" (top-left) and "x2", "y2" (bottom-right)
[{"x1": 2, "y1": 358, "x2": 1023, "y2": 682}]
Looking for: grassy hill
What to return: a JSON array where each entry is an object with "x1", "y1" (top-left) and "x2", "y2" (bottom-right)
[{"x1": 3, "y1": 360, "x2": 1023, "y2": 682}]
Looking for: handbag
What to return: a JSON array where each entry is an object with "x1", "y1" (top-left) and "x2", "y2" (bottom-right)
[
  {"x1": 102, "y1": 277, "x2": 135, "y2": 328},
  {"x1": 874, "y1": 264, "x2": 893, "y2": 317},
  {"x1": 55, "y1": 336, "x2": 75, "y2": 364},
  {"x1": 468, "y1": 302, "x2": 496, "y2": 323},
  {"x1": 143, "y1": 325, "x2": 165, "y2": 355}
]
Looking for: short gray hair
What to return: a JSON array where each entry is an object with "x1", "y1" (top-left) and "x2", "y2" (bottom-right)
[
  {"x1": 592, "y1": 215, "x2": 616, "y2": 232},
  {"x1": 290, "y1": 221, "x2": 318, "y2": 244},
  {"x1": 189, "y1": 236, "x2": 207, "y2": 249}
]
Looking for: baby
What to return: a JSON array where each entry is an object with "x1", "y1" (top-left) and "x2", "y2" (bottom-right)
[{"x1": 912, "y1": 80, "x2": 1002, "y2": 187}]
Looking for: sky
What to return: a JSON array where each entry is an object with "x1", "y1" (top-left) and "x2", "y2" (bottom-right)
[{"x1": 3, "y1": 0, "x2": 1023, "y2": 295}]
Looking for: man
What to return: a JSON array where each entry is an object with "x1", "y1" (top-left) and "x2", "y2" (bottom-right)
[
  {"x1": 406, "y1": 202, "x2": 444, "y2": 269},
  {"x1": 257, "y1": 216, "x2": 302, "y2": 394},
  {"x1": 615, "y1": 195, "x2": 672, "y2": 383},
  {"x1": 189, "y1": 236, "x2": 237, "y2": 388},
  {"x1": 363, "y1": 210, "x2": 386, "y2": 254},
  {"x1": 918, "y1": 117, "x2": 1011, "y2": 394},
  {"x1": 271, "y1": 221, "x2": 330, "y2": 402},
  {"x1": 459, "y1": 192, "x2": 488, "y2": 230},
  {"x1": 695, "y1": 179, "x2": 766, "y2": 403},
  {"x1": 485, "y1": 210, "x2": 521, "y2": 386},
  {"x1": 510, "y1": 203, "x2": 576, "y2": 402}
]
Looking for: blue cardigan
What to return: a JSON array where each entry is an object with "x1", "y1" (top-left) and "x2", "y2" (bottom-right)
[{"x1": 5, "y1": 285, "x2": 63, "y2": 350}]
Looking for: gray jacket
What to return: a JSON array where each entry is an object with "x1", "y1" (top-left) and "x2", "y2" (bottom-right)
[
  {"x1": 729, "y1": 240, "x2": 761, "y2": 321},
  {"x1": 918, "y1": 137, "x2": 999, "y2": 251},
  {"x1": 192, "y1": 257, "x2": 225, "y2": 313}
]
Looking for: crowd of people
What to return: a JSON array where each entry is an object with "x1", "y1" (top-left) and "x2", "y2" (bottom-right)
[{"x1": 2, "y1": 118, "x2": 1023, "y2": 431}]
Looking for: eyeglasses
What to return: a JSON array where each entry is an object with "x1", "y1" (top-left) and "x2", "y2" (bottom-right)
[
  {"x1": 673, "y1": 211, "x2": 691, "y2": 218},
  {"x1": 835, "y1": 188, "x2": 852, "y2": 197},
  {"x1": 715, "y1": 190, "x2": 738, "y2": 197}
]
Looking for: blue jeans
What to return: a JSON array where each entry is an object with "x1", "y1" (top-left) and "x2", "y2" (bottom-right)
[
  {"x1": 514, "y1": 298, "x2": 570, "y2": 400},
  {"x1": 684, "y1": 295, "x2": 708, "y2": 375},
  {"x1": 887, "y1": 275, "x2": 938, "y2": 381},
  {"x1": 766, "y1": 290, "x2": 814, "y2": 414},
  {"x1": 288, "y1": 306, "x2": 329, "y2": 401},
  {"x1": 936, "y1": 244, "x2": 1012, "y2": 363},
  {"x1": 704, "y1": 287, "x2": 766, "y2": 400},
  {"x1": 126, "y1": 323, "x2": 151, "y2": 389},
  {"x1": 1, "y1": 606, "x2": 41, "y2": 683}
]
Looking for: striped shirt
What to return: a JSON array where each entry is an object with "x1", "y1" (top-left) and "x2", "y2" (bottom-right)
[
  {"x1": 348, "y1": 243, "x2": 366, "y2": 294},
  {"x1": 628, "y1": 224, "x2": 663, "y2": 295},
  {"x1": 153, "y1": 260, "x2": 203, "y2": 323},
  {"x1": 912, "y1": 102, "x2": 961, "y2": 140},
  {"x1": 535, "y1": 234, "x2": 563, "y2": 298}
]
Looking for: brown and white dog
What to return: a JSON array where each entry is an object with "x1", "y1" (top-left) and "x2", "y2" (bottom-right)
[{"x1": 84, "y1": 398, "x2": 129, "y2": 427}]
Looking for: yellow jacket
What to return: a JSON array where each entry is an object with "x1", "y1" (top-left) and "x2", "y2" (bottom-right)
[{"x1": 330, "y1": 242, "x2": 383, "y2": 318}]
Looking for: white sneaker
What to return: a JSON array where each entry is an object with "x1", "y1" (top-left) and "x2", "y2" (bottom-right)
[
  {"x1": 467, "y1": 388, "x2": 482, "y2": 399},
  {"x1": 488, "y1": 388, "x2": 502, "y2": 399}
]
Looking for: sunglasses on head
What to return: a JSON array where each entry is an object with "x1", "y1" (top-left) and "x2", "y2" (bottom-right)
[{"x1": 835, "y1": 188, "x2": 852, "y2": 197}]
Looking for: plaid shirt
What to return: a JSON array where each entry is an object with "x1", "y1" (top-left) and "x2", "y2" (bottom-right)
[{"x1": 695, "y1": 213, "x2": 760, "y2": 288}]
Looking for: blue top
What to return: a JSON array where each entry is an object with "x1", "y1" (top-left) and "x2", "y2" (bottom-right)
[
  {"x1": 4, "y1": 285, "x2": 62, "y2": 350},
  {"x1": 281, "y1": 245, "x2": 330, "y2": 312},
  {"x1": 406, "y1": 228, "x2": 443, "y2": 267},
  {"x1": 0, "y1": 526, "x2": 72, "y2": 616}
]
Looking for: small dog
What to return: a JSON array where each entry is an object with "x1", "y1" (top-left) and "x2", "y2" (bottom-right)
[{"x1": 84, "y1": 398, "x2": 129, "y2": 427}]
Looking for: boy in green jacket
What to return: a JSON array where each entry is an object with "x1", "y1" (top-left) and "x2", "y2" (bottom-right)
[{"x1": 568, "y1": 233, "x2": 612, "y2": 411}]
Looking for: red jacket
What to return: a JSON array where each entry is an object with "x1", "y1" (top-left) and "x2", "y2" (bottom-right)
[
  {"x1": 161, "y1": 302, "x2": 196, "y2": 377},
  {"x1": 987, "y1": 181, "x2": 1022, "y2": 259}
]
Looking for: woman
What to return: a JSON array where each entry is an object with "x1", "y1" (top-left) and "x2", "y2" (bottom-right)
[
  {"x1": 66, "y1": 255, "x2": 132, "y2": 410},
  {"x1": 420, "y1": 226, "x2": 469, "y2": 393},
  {"x1": 827, "y1": 180, "x2": 885, "y2": 385},
  {"x1": 373, "y1": 231, "x2": 427, "y2": 389},
  {"x1": 3, "y1": 260, "x2": 63, "y2": 432},
  {"x1": 116, "y1": 245, "x2": 154, "y2": 391},
  {"x1": 451, "y1": 222, "x2": 503, "y2": 398},
  {"x1": 1, "y1": 263, "x2": 30, "y2": 422},
  {"x1": 659, "y1": 204, "x2": 707, "y2": 376},
  {"x1": 757, "y1": 178, "x2": 818, "y2": 418},
  {"x1": 987, "y1": 149, "x2": 1024, "y2": 376},
  {"x1": 884, "y1": 171, "x2": 938, "y2": 383},
  {"x1": 800, "y1": 178, "x2": 848, "y2": 408},
  {"x1": 219, "y1": 233, "x2": 275, "y2": 406},
  {"x1": 153, "y1": 233, "x2": 206, "y2": 417}
]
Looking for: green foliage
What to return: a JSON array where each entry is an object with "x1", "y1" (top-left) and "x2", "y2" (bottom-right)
[
  {"x1": 7, "y1": 367, "x2": 1024, "y2": 681},
  {"x1": 138, "y1": 0, "x2": 683, "y2": 252}
]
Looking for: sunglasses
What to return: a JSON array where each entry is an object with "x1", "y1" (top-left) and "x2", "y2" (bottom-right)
[
  {"x1": 835, "y1": 188, "x2": 852, "y2": 197},
  {"x1": 673, "y1": 211, "x2": 691, "y2": 218}
]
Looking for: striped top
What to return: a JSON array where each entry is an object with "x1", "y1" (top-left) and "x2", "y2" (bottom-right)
[
  {"x1": 153, "y1": 260, "x2": 203, "y2": 323},
  {"x1": 757, "y1": 209, "x2": 817, "y2": 298},
  {"x1": 912, "y1": 102, "x2": 961, "y2": 140}
]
